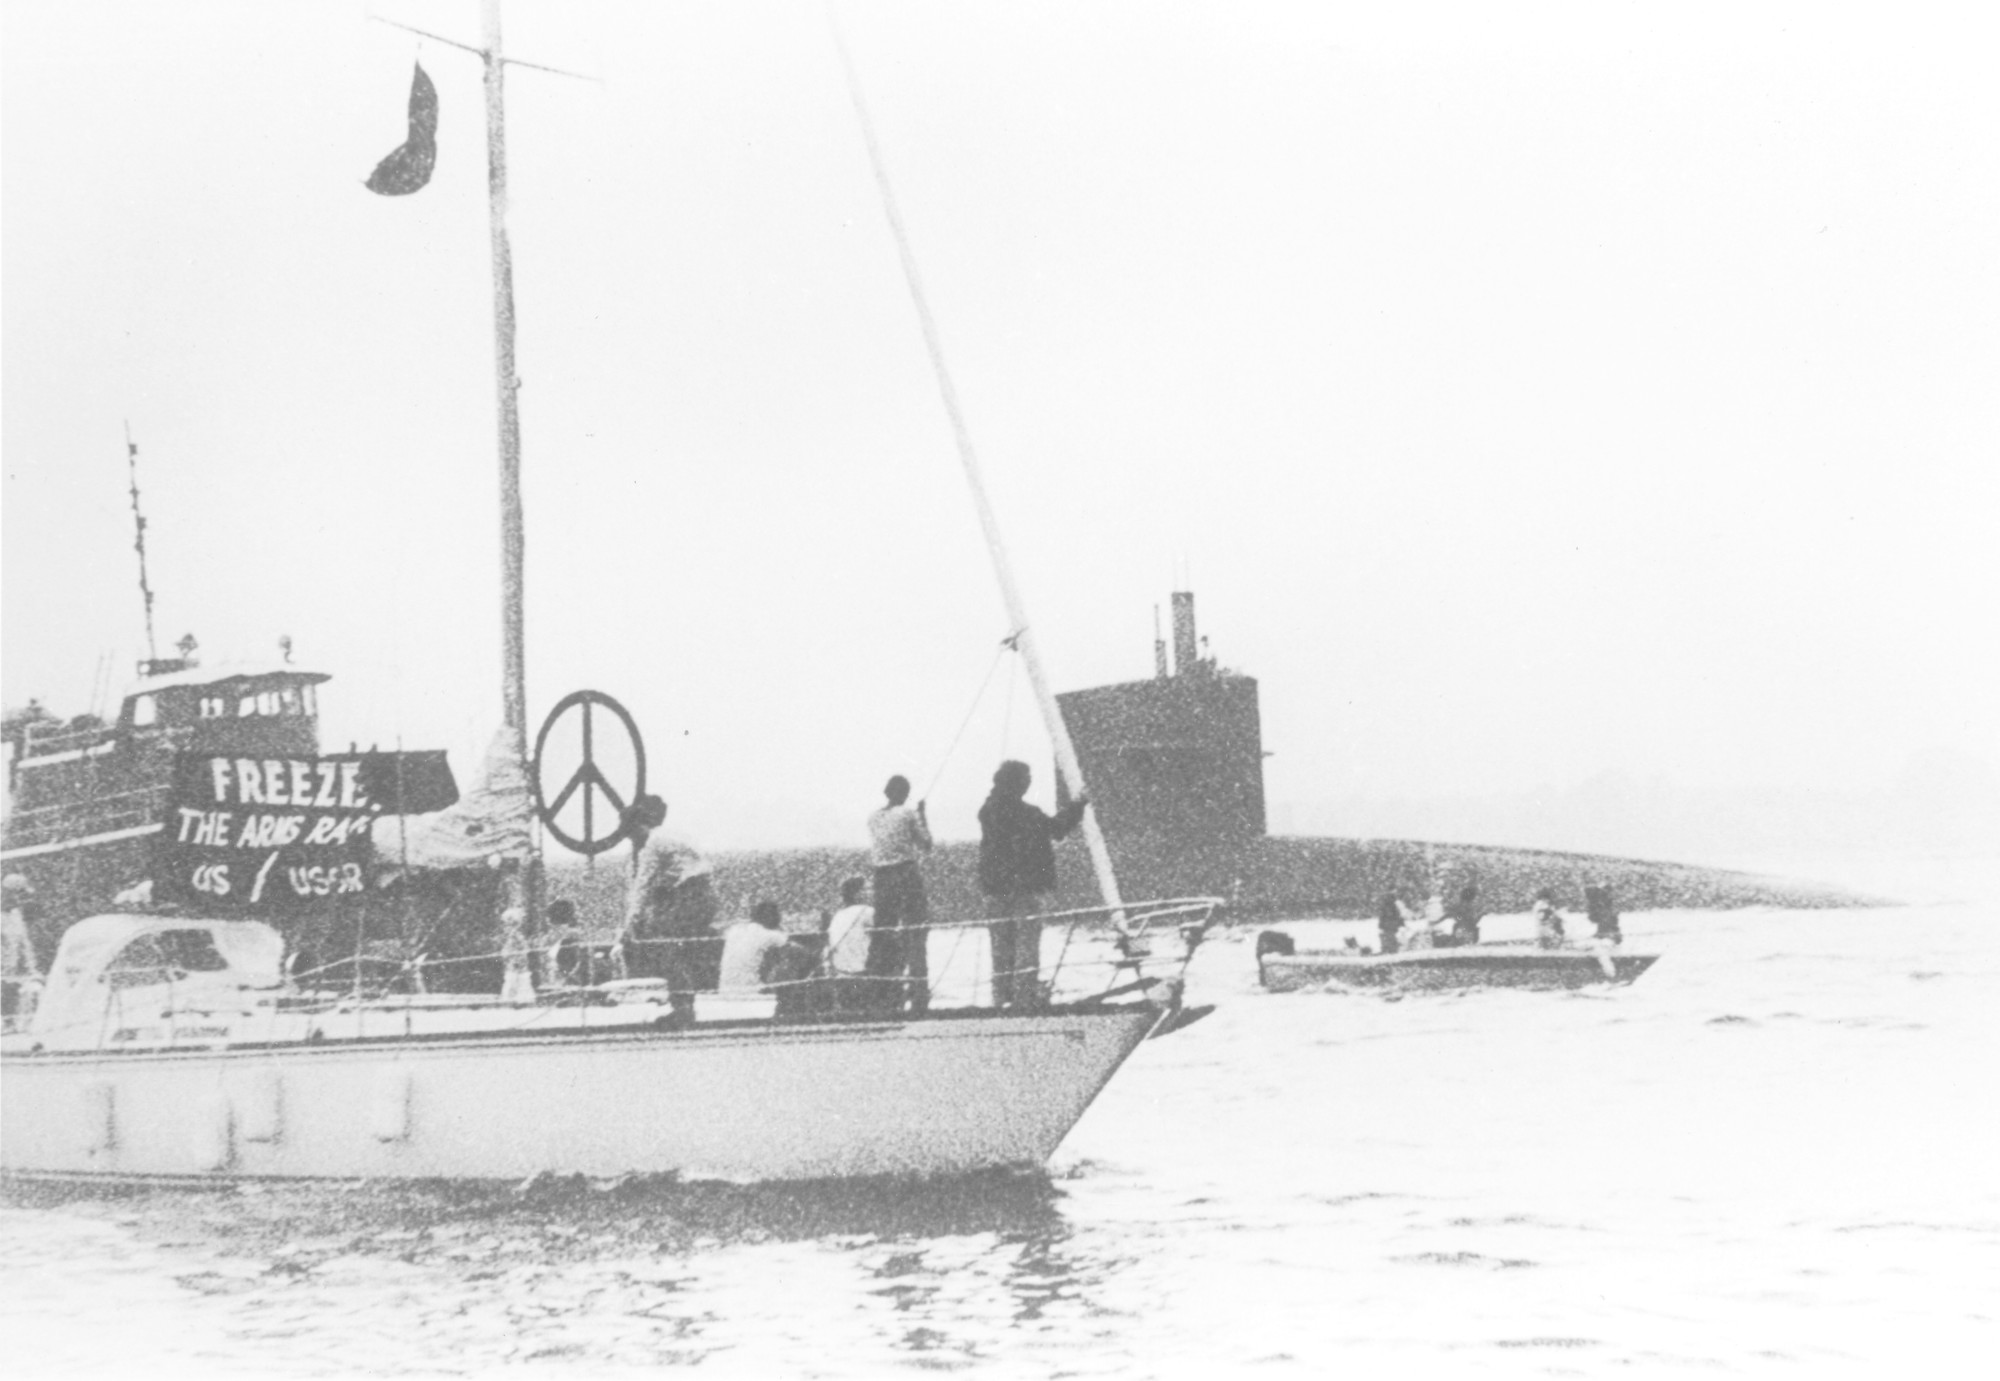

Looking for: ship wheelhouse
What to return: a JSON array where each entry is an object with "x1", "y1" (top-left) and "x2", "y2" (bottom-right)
[{"x1": 3, "y1": 663, "x2": 331, "y2": 853}]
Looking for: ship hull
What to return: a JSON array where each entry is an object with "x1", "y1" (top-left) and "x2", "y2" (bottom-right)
[
  {"x1": 1259, "y1": 945, "x2": 1659, "y2": 993},
  {"x1": 0, "y1": 1007, "x2": 1162, "y2": 1183}
]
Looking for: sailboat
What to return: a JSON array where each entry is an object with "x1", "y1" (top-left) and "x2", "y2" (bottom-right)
[{"x1": 0, "y1": 4, "x2": 1217, "y2": 1185}]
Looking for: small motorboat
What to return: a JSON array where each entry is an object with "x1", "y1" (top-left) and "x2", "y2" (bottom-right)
[{"x1": 1254, "y1": 931, "x2": 1659, "y2": 993}]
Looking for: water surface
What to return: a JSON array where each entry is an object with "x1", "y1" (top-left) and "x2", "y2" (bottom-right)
[{"x1": 5, "y1": 854, "x2": 1995, "y2": 1377}]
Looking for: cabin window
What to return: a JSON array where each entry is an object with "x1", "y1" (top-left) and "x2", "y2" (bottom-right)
[
  {"x1": 131, "y1": 694, "x2": 158, "y2": 727},
  {"x1": 158, "y1": 929, "x2": 230, "y2": 973},
  {"x1": 302, "y1": 684, "x2": 317, "y2": 716},
  {"x1": 106, "y1": 934, "x2": 168, "y2": 987},
  {"x1": 105, "y1": 930, "x2": 230, "y2": 987},
  {"x1": 199, "y1": 696, "x2": 228, "y2": 720}
]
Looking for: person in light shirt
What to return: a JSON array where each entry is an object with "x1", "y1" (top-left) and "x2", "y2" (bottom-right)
[
  {"x1": 1532, "y1": 889, "x2": 1568, "y2": 949},
  {"x1": 719, "y1": 901, "x2": 809, "y2": 994},
  {"x1": 2, "y1": 874, "x2": 43, "y2": 1023},
  {"x1": 865, "y1": 774, "x2": 933, "y2": 1013},
  {"x1": 825, "y1": 876, "x2": 874, "y2": 979}
]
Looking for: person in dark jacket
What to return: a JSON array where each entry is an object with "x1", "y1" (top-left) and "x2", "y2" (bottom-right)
[
  {"x1": 1445, "y1": 884, "x2": 1484, "y2": 946},
  {"x1": 1585, "y1": 884, "x2": 1623, "y2": 943},
  {"x1": 1376, "y1": 892, "x2": 1405, "y2": 955},
  {"x1": 977, "y1": 760, "x2": 1087, "y2": 1009}
]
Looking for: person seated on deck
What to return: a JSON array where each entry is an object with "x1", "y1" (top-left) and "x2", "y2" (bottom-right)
[
  {"x1": 719, "y1": 900, "x2": 815, "y2": 998},
  {"x1": 822, "y1": 876, "x2": 880, "y2": 1012},
  {"x1": 1409, "y1": 894, "x2": 1450, "y2": 949},
  {"x1": 1532, "y1": 888, "x2": 1567, "y2": 949},
  {"x1": 1376, "y1": 892, "x2": 1407, "y2": 955},
  {"x1": 543, "y1": 899, "x2": 596, "y2": 988},
  {"x1": 1585, "y1": 884, "x2": 1623, "y2": 944},
  {"x1": 825, "y1": 877, "x2": 874, "y2": 978},
  {"x1": 1445, "y1": 884, "x2": 1484, "y2": 947},
  {"x1": 2, "y1": 874, "x2": 44, "y2": 1023}
]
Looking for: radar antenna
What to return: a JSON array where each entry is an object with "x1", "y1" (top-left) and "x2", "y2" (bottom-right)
[{"x1": 124, "y1": 422, "x2": 159, "y2": 666}]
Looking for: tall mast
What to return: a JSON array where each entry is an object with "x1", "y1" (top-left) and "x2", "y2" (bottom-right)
[
  {"x1": 123, "y1": 422, "x2": 159, "y2": 665},
  {"x1": 479, "y1": 0, "x2": 537, "y2": 983},
  {"x1": 829, "y1": 22, "x2": 1124, "y2": 914},
  {"x1": 482, "y1": 0, "x2": 527, "y2": 750}
]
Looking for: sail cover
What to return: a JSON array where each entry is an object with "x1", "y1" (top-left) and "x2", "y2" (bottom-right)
[{"x1": 370, "y1": 730, "x2": 534, "y2": 870}]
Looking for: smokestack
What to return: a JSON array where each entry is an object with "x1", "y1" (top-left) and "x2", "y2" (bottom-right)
[
  {"x1": 1153, "y1": 605, "x2": 1169, "y2": 679},
  {"x1": 1171, "y1": 591, "x2": 1198, "y2": 677}
]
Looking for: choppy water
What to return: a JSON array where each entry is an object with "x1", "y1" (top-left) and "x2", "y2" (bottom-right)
[{"x1": 5, "y1": 854, "x2": 1996, "y2": 1378}]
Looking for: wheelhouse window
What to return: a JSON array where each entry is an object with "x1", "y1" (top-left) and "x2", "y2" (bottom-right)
[
  {"x1": 131, "y1": 694, "x2": 158, "y2": 727},
  {"x1": 235, "y1": 685, "x2": 309, "y2": 718}
]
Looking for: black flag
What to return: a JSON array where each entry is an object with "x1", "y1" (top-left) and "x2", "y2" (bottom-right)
[{"x1": 365, "y1": 63, "x2": 438, "y2": 196}]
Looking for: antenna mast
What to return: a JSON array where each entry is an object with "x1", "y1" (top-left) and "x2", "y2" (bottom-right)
[{"x1": 124, "y1": 423, "x2": 159, "y2": 665}]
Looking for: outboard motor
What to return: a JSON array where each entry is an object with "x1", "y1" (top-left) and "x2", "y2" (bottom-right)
[{"x1": 1254, "y1": 930, "x2": 1296, "y2": 961}]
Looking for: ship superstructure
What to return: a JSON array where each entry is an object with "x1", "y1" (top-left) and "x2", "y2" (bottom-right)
[{"x1": 3, "y1": 654, "x2": 332, "y2": 939}]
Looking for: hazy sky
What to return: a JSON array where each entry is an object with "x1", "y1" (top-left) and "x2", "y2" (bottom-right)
[{"x1": 5, "y1": 1, "x2": 1996, "y2": 850}]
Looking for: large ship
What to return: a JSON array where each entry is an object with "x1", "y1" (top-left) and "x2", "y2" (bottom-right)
[
  {"x1": 1, "y1": 646, "x2": 477, "y2": 985},
  {"x1": 4, "y1": 652, "x2": 332, "y2": 932}
]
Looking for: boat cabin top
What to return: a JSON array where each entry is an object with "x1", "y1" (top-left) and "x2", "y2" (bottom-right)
[
  {"x1": 29, "y1": 914, "x2": 285, "y2": 1048},
  {"x1": 116, "y1": 662, "x2": 330, "y2": 750}
]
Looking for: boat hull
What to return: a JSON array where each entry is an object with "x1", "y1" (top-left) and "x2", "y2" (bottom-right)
[
  {"x1": 1259, "y1": 946, "x2": 1659, "y2": 993},
  {"x1": 0, "y1": 1007, "x2": 1161, "y2": 1183}
]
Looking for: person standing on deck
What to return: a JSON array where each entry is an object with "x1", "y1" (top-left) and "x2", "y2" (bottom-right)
[
  {"x1": 977, "y1": 760, "x2": 1087, "y2": 1009},
  {"x1": 621, "y1": 794, "x2": 719, "y2": 1024},
  {"x1": 2, "y1": 874, "x2": 43, "y2": 1022},
  {"x1": 865, "y1": 775, "x2": 934, "y2": 1013}
]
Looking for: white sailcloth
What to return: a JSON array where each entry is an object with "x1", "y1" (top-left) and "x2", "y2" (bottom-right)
[{"x1": 370, "y1": 730, "x2": 535, "y2": 871}]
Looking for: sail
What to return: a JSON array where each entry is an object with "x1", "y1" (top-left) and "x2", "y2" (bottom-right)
[{"x1": 370, "y1": 730, "x2": 534, "y2": 870}]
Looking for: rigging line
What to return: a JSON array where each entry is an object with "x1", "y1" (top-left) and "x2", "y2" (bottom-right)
[
  {"x1": 394, "y1": 738, "x2": 414, "y2": 963},
  {"x1": 920, "y1": 639, "x2": 1012, "y2": 803},
  {"x1": 368, "y1": 14, "x2": 600, "y2": 80},
  {"x1": 826, "y1": 2, "x2": 1125, "y2": 917}
]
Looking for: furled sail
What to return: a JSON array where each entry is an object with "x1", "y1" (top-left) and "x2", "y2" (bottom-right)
[{"x1": 370, "y1": 730, "x2": 534, "y2": 871}]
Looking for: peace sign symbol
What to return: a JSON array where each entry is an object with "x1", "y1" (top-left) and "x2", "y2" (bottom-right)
[{"x1": 532, "y1": 690, "x2": 649, "y2": 856}]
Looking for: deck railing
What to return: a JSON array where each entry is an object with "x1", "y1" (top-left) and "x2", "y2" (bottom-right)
[
  {"x1": 0, "y1": 787, "x2": 170, "y2": 850},
  {"x1": 9, "y1": 898, "x2": 1226, "y2": 1050},
  {"x1": 294, "y1": 895, "x2": 1227, "y2": 1019}
]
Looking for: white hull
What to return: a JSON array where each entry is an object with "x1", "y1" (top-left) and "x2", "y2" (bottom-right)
[
  {"x1": 1, "y1": 1007, "x2": 1162, "y2": 1183},
  {"x1": 1258, "y1": 943, "x2": 1659, "y2": 993}
]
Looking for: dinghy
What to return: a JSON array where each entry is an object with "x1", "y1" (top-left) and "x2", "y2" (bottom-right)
[{"x1": 1255, "y1": 931, "x2": 1659, "y2": 993}]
